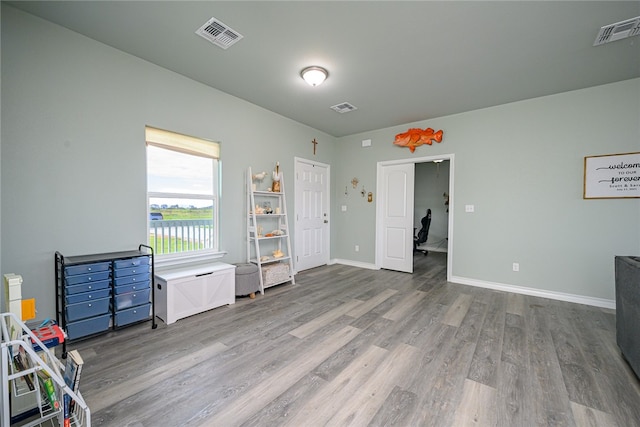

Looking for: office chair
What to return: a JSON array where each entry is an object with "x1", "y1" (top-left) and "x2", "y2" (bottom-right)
[{"x1": 414, "y1": 209, "x2": 431, "y2": 256}]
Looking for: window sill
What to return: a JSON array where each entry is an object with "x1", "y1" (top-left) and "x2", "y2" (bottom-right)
[{"x1": 154, "y1": 250, "x2": 228, "y2": 270}]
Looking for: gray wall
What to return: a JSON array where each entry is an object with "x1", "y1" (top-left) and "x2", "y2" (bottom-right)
[
  {"x1": 2, "y1": 4, "x2": 639, "y2": 319},
  {"x1": 1, "y1": 6, "x2": 334, "y2": 315},
  {"x1": 332, "y1": 78, "x2": 640, "y2": 301}
]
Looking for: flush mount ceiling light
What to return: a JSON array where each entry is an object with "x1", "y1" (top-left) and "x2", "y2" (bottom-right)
[{"x1": 301, "y1": 66, "x2": 328, "y2": 86}]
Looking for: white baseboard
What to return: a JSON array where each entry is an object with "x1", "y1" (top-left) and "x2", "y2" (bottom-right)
[
  {"x1": 330, "y1": 258, "x2": 379, "y2": 270},
  {"x1": 326, "y1": 260, "x2": 614, "y2": 309},
  {"x1": 450, "y1": 275, "x2": 615, "y2": 310}
]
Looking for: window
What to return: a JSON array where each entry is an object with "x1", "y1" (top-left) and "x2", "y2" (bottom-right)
[{"x1": 146, "y1": 126, "x2": 220, "y2": 259}]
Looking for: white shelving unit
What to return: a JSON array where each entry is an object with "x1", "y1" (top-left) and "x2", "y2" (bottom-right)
[
  {"x1": 1, "y1": 313, "x2": 91, "y2": 427},
  {"x1": 247, "y1": 167, "x2": 295, "y2": 294}
]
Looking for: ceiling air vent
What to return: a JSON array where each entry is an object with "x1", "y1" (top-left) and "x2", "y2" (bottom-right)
[
  {"x1": 594, "y1": 16, "x2": 640, "y2": 46},
  {"x1": 330, "y1": 102, "x2": 358, "y2": 114},
  {"x1": 196, "y1": 17, "x2": 243, "y2": 50}
]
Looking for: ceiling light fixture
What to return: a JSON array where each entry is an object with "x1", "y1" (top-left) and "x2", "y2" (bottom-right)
[{"x1": 301, "y1": 66, "x2": 328, "y2": 87}]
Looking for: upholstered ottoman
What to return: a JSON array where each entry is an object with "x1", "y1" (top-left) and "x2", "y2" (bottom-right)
[{"x1": 234, "y1": 263, "x2": 260, "y2": 298}]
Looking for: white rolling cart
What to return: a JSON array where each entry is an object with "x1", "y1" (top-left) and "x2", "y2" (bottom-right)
[{"x1": 1, "y1": 312, "x2": 90, "y2": 427}]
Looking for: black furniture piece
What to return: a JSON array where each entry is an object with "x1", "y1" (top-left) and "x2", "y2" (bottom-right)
[
  {"x1": 55, "y1": 244, "x2": 155, "y2": 356},
  {"x1": 615, "y1": 255, "x2": 640, "y2": 379},
  {"x1": 414, "y1": 209, "x2": 431, "y2": 255}
]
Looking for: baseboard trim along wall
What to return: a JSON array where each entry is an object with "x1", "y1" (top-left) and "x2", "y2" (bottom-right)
[
  {"x1": 450, "y1": 275, "x2": 615, "y2": 310},
  {"x1": 330, "y1": 259, "x2": 378, "y2": 270},
  {"x1": 328, "y1": 259, "x2": 615, "y2": 309}
]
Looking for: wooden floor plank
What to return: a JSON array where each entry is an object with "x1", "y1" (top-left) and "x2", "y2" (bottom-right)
[
  {"x1": 85, "y1": 341, "x2": 228, "y2": 413},
  {"x1": 570, "y1": 401, "x2": 617, "y2": 427},
  {"x1": 468, "y1": 293, "x2": 506, "y2": 388},
  {"x1": 281, "y1": 344, "x2": 389, "y2": 426},
  {"x1": 324, "y1": 343, "x2": 419, "y2": 426},
  {"x1": 200, "y1": 325, "x2": 361, "y2": 426},
  {"x1": 368, "y1": 385, "x2": 418, "y2": 427},
  {"x1": 441, "y1": 293, "x2": 473, "y2": 327},
  {"x1": 451, "y1": 378, "x2": 497, "y2": 427},
  {"x1": 382, "y1": 289, "x2": 427, "y2": 321},
  {"x1": 346, "y1": 288, "x2": 398, "y2": 318},
  {"x1": 288, "y1": 298, "x2": 362, "y2": 338},
  {"x1": 526, "y1": 302, "x2": 575, "y2": 426},
  {"x1": 547, "y1": 303, "x2": 606, "y2": 411}
]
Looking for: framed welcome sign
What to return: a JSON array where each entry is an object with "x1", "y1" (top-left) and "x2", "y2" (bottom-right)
[{"x1": 584, "y1": 152, "x2": 640, "y2": 199}]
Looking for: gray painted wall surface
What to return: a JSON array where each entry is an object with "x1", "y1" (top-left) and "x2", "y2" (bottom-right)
[
  {"x1": 1, "y1": 6, "x2": 334, "y2": 315},
  {"x1": 332, "y1": 79, "x2": 640, "y2": 300},
  {"x1": 2, "y1": 5, "x2": 639, "y2": 318}
]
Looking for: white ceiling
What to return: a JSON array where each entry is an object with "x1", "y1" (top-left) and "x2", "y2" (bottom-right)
[{"x1": 7, "y1": 1, "x2": 640, "y2": 137}]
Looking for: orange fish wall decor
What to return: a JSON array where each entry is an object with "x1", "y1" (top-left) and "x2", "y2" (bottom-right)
[{"x1": 393, "y1": 127, "x2": 443, "y2": 153}]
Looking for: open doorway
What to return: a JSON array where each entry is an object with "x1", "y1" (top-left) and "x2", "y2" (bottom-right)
[
  {"x1": 414, "y1": 160, "x2": 449, "y2": 254},
  {"x1": 375, "y1": 154, "x2": 454, "y2": 279}
]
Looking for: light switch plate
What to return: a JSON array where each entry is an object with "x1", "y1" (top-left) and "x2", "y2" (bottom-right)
[{"x1": 465, "y1": 204, "x2": 475, "y2": 213}]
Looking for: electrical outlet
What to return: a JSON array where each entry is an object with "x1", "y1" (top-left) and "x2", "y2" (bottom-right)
[
  {"x1": 355, "y1": 245, "x2": 359, "y2": 252},
  {"x1": 512, "y1": 262, "x2": 520, "y2": 272},
  {"x1": 465, "y1": 205, "x2": 475, "y2": 213}
]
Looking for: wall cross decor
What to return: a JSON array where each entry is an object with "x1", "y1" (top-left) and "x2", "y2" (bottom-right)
[{"x1": 312, "y1": 138, "x2": 318, "y2": 155}]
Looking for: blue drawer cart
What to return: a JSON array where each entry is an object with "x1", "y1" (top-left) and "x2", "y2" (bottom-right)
[{"x1": 55, "y1": 245, "x2": 156, "y2": 356}]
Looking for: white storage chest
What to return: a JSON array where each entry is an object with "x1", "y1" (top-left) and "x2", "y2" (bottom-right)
[{"x1": 154, "y1": 262, "x2": 235, "y2": 325}]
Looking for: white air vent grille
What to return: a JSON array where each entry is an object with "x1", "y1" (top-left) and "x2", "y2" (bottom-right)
[
  {"x1": 196, "y1": 17, "x2": 243, "y2": 50},
  {"x1": 330, "y1": 102, "x2": 358, "y2": 114},
  {"x1": 594, "y1": 16, "x2": 640, "y2": 46}
]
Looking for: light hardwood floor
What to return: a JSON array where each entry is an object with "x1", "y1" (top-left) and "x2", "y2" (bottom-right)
[{"x1": 70, "y1": 252, "x2": 640, "y2": 426}]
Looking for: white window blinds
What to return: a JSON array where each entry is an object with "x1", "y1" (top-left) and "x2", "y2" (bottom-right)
[{"x1": 145, "y1": 126, "x2": 220, "y2": 159}]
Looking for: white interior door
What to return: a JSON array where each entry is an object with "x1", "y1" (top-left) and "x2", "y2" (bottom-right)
[
  {"x1": 295, "y1": 158, "x2": 330, "y2": 272},
  {"x1": 379, "y1": 163, "x2": 415, "y2": 273}
]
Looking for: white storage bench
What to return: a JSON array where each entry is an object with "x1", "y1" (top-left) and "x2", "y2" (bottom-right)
[{"x1": 154, "y1": 262, "x2": 235, "y2": 325}]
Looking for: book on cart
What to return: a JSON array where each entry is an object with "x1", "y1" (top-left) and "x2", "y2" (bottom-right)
[
  {"x1": 37, "y1": 370, "x2": 60, "y2": 411},
  {"x1": 12, "y1": 349, "x2": 35, "y2": 391},
  {"x1": 63, "y1": 349, "x2": 84, "y2": 426}
]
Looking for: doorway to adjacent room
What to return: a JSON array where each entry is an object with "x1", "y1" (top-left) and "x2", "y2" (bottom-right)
[{"x1": 375, "y1": 154, "x2": 454, "y2": 277}]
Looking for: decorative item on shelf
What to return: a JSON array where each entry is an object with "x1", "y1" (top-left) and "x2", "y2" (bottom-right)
[
  {"x1": 272, "y1": 249, "x2": 284, "y2": 258},
  {"x1": 271, "y1": 229, "x2": 284, "y2": 236},
  {"x1": 264, "y1": 202, "x2": 273, "y2": 214},
  {"x1": 260, "y1": 255, "x2": 271, "y2": 262},
  {"x1": 252, "y1": 171, "x2": 267, "y2": 191},
  {"x1": 368, "y1": 192, "x2": 373, "y2": 203},
  {"x1": 393, "y1": 127, "x2": 443, "y2": 153},
  {"x1": 257, "y1": 225, "x2": 263, "y2": 237},
  {"x1": 255, "y1": 204, "x2": 264, "y2": 214},
  {"x1": 272, "y1": 162, "x2": 282, "y2": 192},
  {"x1": 351, "y1": 177, "x2": 359, "y2": 188}
]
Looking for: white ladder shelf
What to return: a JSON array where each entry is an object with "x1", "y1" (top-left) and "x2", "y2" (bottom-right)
[{"x1": 247, "y1": 167, "x2": 295, "y2": 294}]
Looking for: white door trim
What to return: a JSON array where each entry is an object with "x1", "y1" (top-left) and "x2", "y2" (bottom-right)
[
  {"x1": 294, "y1": 157, "x2": 331, "y2": 272},
  {"x1": 376, "y1": 154, "x2": 454, "y2": 280}
]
